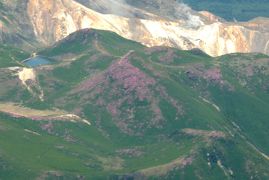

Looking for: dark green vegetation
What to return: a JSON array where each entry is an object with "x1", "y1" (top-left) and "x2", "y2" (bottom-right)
[
  {"x1": 0, "y1": 44, "x2": 29, "y2": 68},
  {"x1": 0, "y1": 29, "x2": 269, "y2": 179},
  {"x1": 183, "y1": 0, "x2": 269, "y2": 21}
]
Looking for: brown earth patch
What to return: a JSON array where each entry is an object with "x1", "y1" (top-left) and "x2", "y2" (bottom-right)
[
  {"x1": 138, "y1": 156, "x2": 193, "y2": 177},
  {"x1": 182, "y1": 128, "x2": 226, "y2": 139},
  {"x1": 116, "y1": 147, "x2": 144, "y2": 157},
  {"x1": 0, "y1": 102, "x2": 90, "y2": 125}
]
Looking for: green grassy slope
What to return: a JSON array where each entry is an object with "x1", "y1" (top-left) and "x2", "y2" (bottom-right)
[
  {"x1": 0, "y1": 29, "x2": 268, "y2": 179},
  {"x1": 0, "y1": 44, "x2": 29, "y2": 68}
]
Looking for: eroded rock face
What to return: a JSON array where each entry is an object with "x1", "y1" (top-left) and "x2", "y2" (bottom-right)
[
  {"x1": 0, "y1": 0, "x2": 37, "y2": 49},
  {"x1": 26, "y1": 0, "x2": 269, "y2": 56}
]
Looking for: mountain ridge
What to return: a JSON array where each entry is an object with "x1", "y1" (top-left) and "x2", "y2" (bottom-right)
[
  {"x1": 1, "y1": 0, "x2": 269, "y2": 56},
  {"x1": 0, "y1": 1, "x2": 269, "y2": 179},
  {"x1": 28, "y1": 0, "x2": 269, "y2": 56},
  {"x1": 0, "y1": 28, "x2": 268, "y2": 179}
]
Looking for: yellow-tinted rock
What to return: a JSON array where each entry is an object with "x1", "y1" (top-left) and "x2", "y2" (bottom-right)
[{"x1": 27, "y1": 0, "x2": 269, "y2": 56}]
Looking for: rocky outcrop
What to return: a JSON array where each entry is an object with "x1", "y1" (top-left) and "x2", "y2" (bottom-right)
[
  {"x1": 26, "y1": 0, "x2": 269, "y2": 56},
  {"x1": 0, "y1": 0, "x2": 268, "y2": 56},
  {"x1": 0, "y1": 0, "x2": 38, "y2": 50}
]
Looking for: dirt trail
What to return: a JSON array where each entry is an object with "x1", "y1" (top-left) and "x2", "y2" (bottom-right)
[
  {"x1": 138, "y1": 156, "x2": 193, "y2": 177},
  {"x1": 148, "y1": 58, "x2": 185, "y2": 69},
  {"x1": 0, "y1": 102, "x2": 91, "y2": 125},
  {"x1": 200, "y1": 96, "x2": 220, "y2": 112},
  {"x1": 93, "y1": 34, "x2": 112, "y2": 56},
  {"x1": 24, "y1": 129, "x2": 41, "y2": 136},
  {"x1": 118, "y1": 50, "x2": 134, "y2": 63},
  {"x1": 231, "y1": 121, "x2": 269, "y2": 161},
  {"x1": 182, "y1": 128, "x2": 225, "y2": 138}
]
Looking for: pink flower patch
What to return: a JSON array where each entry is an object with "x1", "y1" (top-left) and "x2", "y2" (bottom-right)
[
  {"x1": 107, "y1": 53, "x2": 155, "y2": 101},
  {"x1": 41, "y1": 122, "x2": 54, "y2": 134},
  {"x1": 203, "y1": 68, "x2": 222, "y2": 81},
  {"x1": 107, "y1": 103, "x2": 118, "y2": 116}
]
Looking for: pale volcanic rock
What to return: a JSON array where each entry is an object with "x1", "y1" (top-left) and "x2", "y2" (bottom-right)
[
  {"x1": 198, "y1": 11, "x2": 222, "y2": 23},
  {"x1": 27, "y1": 0, "x2": 269, "y2": 56},
  {"x1": 17, "y1": 67, "x2": 36, "y2": 86}
]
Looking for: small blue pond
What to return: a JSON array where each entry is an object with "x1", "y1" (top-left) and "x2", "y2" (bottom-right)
[{"x1": 24, "y1": 56, "x2": 51, "y2": 68}]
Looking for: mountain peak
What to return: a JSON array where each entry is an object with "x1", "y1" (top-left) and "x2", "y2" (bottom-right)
[{"x1": 23, "y1": 0, "x2": 268, "y2": 56}]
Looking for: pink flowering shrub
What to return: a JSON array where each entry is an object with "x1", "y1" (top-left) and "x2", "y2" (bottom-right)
[
  {"x1": 107, "y1": 54, "x2": 155, "y2": 101},
  {"x1": 41, "y1": 122, "x2": 54, "y2": 134},
  {"x1": 76, "y1": 74, "x2": 106, "y2": 91},
  {"x1": 186, "y1": 65, "x2": 224, "y2": 84},
  {"x1": 69, "y1": 52, "x2": 186, "y2": 134},
  {"x1": 107, "y1": 103, "x2": 118, "y2": 116},
  {"x1": 203, "y1": 68, "x2": 222, "y2": 81}
]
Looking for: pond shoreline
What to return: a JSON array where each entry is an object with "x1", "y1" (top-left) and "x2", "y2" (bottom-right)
[{"x1": 23, "y1": 55, "x2": 51, "y2": 68}]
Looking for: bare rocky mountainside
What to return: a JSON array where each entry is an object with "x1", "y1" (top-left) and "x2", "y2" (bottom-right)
[
  {"x1": 0, "y1": 0, "x2": 269, "y2": 56},
  {"x1": 0, "y1": 0, "x2": 38, "y2": 49}
]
